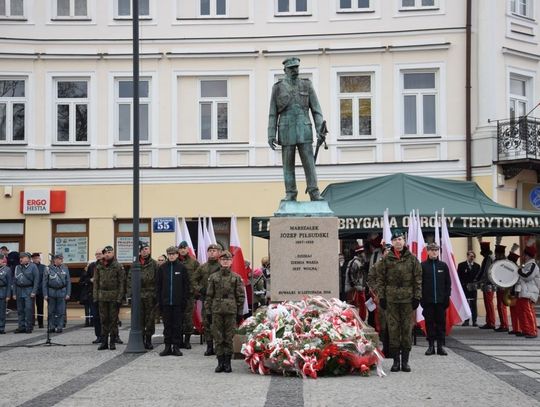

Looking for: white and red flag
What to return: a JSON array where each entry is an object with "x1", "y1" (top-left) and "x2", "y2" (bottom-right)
[
  {"x1": 440, "y1": 210, "x2": 472, "y2": 334},
  {"x1": 175, "y1": 217, "x2": 182, "y2": 247},
  {"x1": 382, "y1": 208, "x2": 392, "y2": 246},
  {"x1": 207, "y1": 217, "x2": 217, "y2": 245},
  {"x1": 230, "y1": 215, "x2": 250, "y2": 315},
  {"x1": 197, "y1": 217, "x2": 207, "y2": 264},
  {"x1": 180, "y1": 218, "x2": 196, "y2": 258},
  {"x1": 407, "y1": 210, "x2": 416, "y2": 251},
  {"x1": 415, "y1": 210, "x2": 427, "y2": 262}
]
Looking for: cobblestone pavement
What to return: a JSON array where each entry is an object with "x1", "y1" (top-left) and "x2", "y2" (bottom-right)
[{"x1": 0, "y1": 311, "x2": 539, "y2": 407}]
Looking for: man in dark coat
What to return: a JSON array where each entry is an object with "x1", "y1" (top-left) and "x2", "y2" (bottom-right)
[
  {"x1": 421, "y1": 243, "x2": 452, "y2": 356},
  {"x1": 457, "y1": 250, "x2": 480, "y2": 327},
  {"x1": 156, "y1": 246, "x2": 190, "y2": 357}
]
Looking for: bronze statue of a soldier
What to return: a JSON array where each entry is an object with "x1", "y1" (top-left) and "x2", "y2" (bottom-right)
[{"x1": 268, "y1": 57, "x2": 325, "y2": 201}]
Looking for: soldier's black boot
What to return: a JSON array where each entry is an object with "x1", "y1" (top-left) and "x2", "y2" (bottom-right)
[
  {"x1": 401, "y1": 350, "x2": 411, "y2": 372},
  {"x1": 425, "y1": 340, "x2": 435, "y2": 356},
  {"x1": 215, "y1": 355, "x2": 225, "y2": 373},
  {"x1": 390, "y1": 351, "x2": 400, "y2": 372},
  {"x1": 171, "y1": 345, "x2": 183, "y2": 356},
  {"x1": 114, "y1": 335, "x2": 123, "y2": 344},
  {"x1": 204, "y1": 340, "x2": 215, "y2": 356},
  {"x1": 145, "y1": 335, "x2": 154, "y2": 350},
  {"x1": 223, "y1": 355, "x2": 232, "y2": 373},
  {"x1": 109, "y1": 338, "x2": 116, "y2": 350},
  {"x1": 436, "y1": 340, "x2": 448, "y2": 356},
  {"x1": 97, "y1": 336, "x2": 108, "y2": 351},
  {"x1": 184, "y1": 334, "x2": 192, "y2": 349},
  {"x1": 159, "y1": 344, "x2": 172, "y2": 357}
]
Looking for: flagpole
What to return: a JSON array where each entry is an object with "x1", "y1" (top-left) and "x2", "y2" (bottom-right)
[{"x1": 125, "y1": 0, "x2": 144, "y2": 353}]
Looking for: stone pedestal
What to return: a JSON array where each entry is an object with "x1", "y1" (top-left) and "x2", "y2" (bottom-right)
[{"x1": 269, "y1": 202, "x2": 339, "y2": 302}]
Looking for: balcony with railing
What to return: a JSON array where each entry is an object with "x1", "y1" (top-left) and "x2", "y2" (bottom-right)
[{"x1": 495, "y1": 116, "x2": 540, "y2": 178}]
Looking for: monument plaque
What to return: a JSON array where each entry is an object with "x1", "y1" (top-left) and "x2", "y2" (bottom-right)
[{"x1": 270, "y1": 216, "x2": 339, "y2": 302}]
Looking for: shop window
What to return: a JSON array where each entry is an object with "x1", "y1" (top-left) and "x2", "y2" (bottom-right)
[
  {"x1": 52, "y1": 220, "x2": 89, "y2": 264},
  {"x1": 114, "y1": 219, "x2": 151, "y2": 264}
]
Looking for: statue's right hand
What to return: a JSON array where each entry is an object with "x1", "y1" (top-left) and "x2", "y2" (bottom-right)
[{"x1": 268, "y1": 138, "x2": 276, "y2": 150}]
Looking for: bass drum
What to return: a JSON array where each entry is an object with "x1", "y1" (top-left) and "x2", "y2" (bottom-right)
[{"x1": 488, "y1": 259, "x2": 519, "y2": 288}]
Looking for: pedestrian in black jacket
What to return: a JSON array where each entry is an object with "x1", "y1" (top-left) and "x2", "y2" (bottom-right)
[
  {"x1": 156, "y1": 246, "x2": 190, "y2": 357},
  {"x1": 421, "y1": 243, "x2": 451, "y2": 356}
]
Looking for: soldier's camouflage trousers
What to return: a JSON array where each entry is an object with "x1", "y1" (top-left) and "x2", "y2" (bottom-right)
[
  {"x1": 203, "y1": 301, "x2": 212, "y2": 341},
  {"x1": 99, "y1": 301, "x2": 119, "y2": 338},
  {"x1": 183, "y1": 297, "x2": 194, "y2": 334},
  {"x1": 386, "y1": 302, "x2": 414, "y2": 354},
  {"x1": 212, "y1": 313, "x2": 236, "y2": 356},
  {"x1": 140, "y1": 297, "x2": 155, "y2": 336}
]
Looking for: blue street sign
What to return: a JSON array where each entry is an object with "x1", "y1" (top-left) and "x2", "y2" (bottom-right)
[{"x1": 153, "y1": 217, "x2": 175, "y2": 233}]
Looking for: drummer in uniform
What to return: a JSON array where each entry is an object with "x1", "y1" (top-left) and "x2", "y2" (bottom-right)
[{"x1": 493, "y1": 245, "x2": 509, "y2": 332}]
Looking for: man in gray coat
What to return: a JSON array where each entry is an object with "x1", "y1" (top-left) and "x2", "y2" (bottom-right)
[
  {"x1": 13, "y1": 252, "x2": 39, "y2": 333},
  {"x1": 0, "y1": 254, "x2": 12, "y2": 334},
  {"x1": 268, "y1": 57, "x2": 325, "y2": 201},
  {"x1": 43, "y1": 254, "x2": 71, "y2": 333}
]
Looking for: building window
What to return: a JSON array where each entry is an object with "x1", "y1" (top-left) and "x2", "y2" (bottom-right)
[
  {"x1": 114, "y1": 219, "x2": 150, "y2": 264},
  {"x1": 199, "y1": 79, "x2": 228, "y2": 141},
  {"x1": 54, "y1": 79, "x2": 89, "y2": 143},
  {"x1": 401, "y1": 71, "x2": 438, "y2": 136},
  {"x1": 115, "y1": 79, "x2": 150, "y2": 143},
  {"x1": 511, "y1": 0, "x2": 533, "y2": 18},
  {"x1": 54, "y1": 0, "x2": 88, "y2": 18},
  {"x1": 0, "y1": 78, "x2": 26, "y2": 143},
  {"x1": 338, "y1": 0, "x2": 371, "y2": 12},
  {"x1": 200, "y1": 0, "x2": 226, "y2": 16},
  {"x1": 275, "y1": 0, "x2": 310, "y2": 15},
  {"x1": 338, "y1": 74, "x2": 373, "y2": 137},
  {"x1": 400, "y1": 0, "x2": 436, "y2": 9},
  {"x1": 509, "y1": 75, "x2": 531, "y2": 118},
  {"x1": 0, "y1": 221, "x2": 25, "y2": 253},
  {"x1": 0, "y1": 0, "x2": 24, "y2": 17},
  {"x1": 52, "y1": 220, "x2": 89, "y2": 264},
  {"x1": 115, "y1": 0, "x2": 149, "y2": 18}
]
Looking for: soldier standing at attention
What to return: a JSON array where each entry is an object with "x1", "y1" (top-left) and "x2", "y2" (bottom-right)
[
  {"x1": 375, "y1": 230, "x2": 422, "y2": 372},
  {"x1": 0, "y1": 254, "x2": 12, "y2": 334},
  {"x1": 43, "y1": 254, "x2": 71, "y2": 333},
  {"x1": 31, "y1": 253, "x2": 46, "y2": 329},
  {"x1": 13, "y1": 252, "x2": 39, "y2": 333},
  {"x1": 156, "y1": 246, "x2": 190, "y2": 357},
  {"x1": 268, "y1": 57, "x2": 325, "y2": 202},
  {"x1": 206, "y1": 250, "x2": 245, "y2": 373},
  {"x1": 194, "y1": 243, "x2": 222, "y2": 356},
  {"x1": 128, "y1": 242, "x2": 158, "y2": 350},
  {"x1": 178, "y1": 241, "x2": 200, "y2": 349},
  {"x1": 93, "y1": 245, "x2": 125, "y2": 350}
]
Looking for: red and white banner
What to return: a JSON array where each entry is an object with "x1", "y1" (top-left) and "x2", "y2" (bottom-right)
[
  {"x1": 197, "y1": 217, "x2": 207, "y2": 264},
  {"x1": 230, "y1": 215, "x2": 250, "y2": 315},
  {"x1": 382, "y1": 208, "x2": 392, "y2": 246},
  {"x1": 20, "y1": 189, "x2": 66, "y2": 214}
]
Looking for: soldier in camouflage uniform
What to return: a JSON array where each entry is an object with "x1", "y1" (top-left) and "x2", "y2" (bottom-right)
[
  {"x1": 127, "y1": 242, "x2": 158, "y2": 350},
  {"x1": 93, "y1": 245, "x2": 125, "y2": 351},
  {"x1": 193, "y1": 243, "x2": 222, "y2": 356},
  {"x1": 206, "y1": 250, "x2": 245, "y2": 373},
  {"x1": 268, "y1": 57, "x2": 325, "y2": 201},
  {"x1": 374, "y1": 229, "x2": 422, "y2": 373},
  {"x1": 178, "y1": 241, "x2": 200, "y2": 349}
]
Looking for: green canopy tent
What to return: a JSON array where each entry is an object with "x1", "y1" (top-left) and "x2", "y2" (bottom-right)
[{"x1": 251, "y1": 173, "x2": 540, "y2": 239}]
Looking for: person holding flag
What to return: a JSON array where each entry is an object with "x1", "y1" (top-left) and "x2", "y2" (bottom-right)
[
  {"x1": 374, "y1": 229, "x2": 422, "y2": 373},
  {"x1": 420, "y1": 243, "x2": 451, "y2": 356},
  {"x1": 178, "y1": 241, "x2": 200, "y2": 349}
]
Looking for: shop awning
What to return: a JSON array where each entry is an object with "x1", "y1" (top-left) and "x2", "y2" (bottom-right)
[{"x1": 251, "y1": 173, "x2": 540, "y2": 238}]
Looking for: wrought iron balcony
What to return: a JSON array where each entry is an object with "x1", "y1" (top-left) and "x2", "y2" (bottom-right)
[{"x1": 496, "y1": 116, "x2": 540, "y2": 179}]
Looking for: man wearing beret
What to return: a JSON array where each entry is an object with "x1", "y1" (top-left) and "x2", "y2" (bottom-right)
[
  {"x1": 374, "y1": 229, "x2": 422, "y2": 372},
  {"x1": 156, "y1": 246, "x2": 190, "y2": 356},
  {"x1": 268, "y1": 57, "x2": 325, "y2": 202},
  {"x1": 43, "y1": 254, "x2": 71, "y2": 333},
  {"x1": 420, "y1": 243, "x2": 451, "y2": 356},
  {"x1": 93, "y1": 245, "x2": 125, "y2": 350},
  {"x1": 13, "y1": 252, "x2": 40, "y2": 333},
  {"x1": 206, "y1": 250, "x2": 245, "y2": 373},
  {"x1": 178, "y1": 241, "x2": 200, "y2": 349},
  {"x1": 127, "y1": 242, "x2": 158, "y2": 350},
  {"x1": 194, "y1": 243, "x2": 222, "y2": 356},
  {"x1": 0, "y1": 254, "x2": 12, "y2": 334}
]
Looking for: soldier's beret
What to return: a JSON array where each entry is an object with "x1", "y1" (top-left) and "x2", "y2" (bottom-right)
[
  {"x1": 102, "y1": 245, "x2": 114, "y2": 254},
  {"x1": 220, "y1": 250, "x2": 233, "y2": 259},
  {"x1": 391, "y1": 229, "x2": 404, "y2": 240},
  {"x1": 166, "y1": 246, "x2": 179, "y2": 254},
  {"x1": 139, "y1": 241, "x2": 150, "y2": 251},
  {"x1": 178, "y1": 241, "x2": 189, "y2": 248},
  {"x1": 207, "y1": 243, "x2": 222, "y2": 251},
  {"x1": 282, "y1": 57, "x2": 300, "y2": 68}
]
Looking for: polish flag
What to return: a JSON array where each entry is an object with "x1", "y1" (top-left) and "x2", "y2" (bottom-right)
[
  {"x1": 203, "y1": 217, "x2": 213, "y2": 252},
  {"x1": 441, "y1": 210, "x2": 472, "y2": 334},
  {"x1": 415, "y1": 210, "x2": 427, "y2": 262},
  {"x1": 382, "y1": 208, "x2": 392, "y2": 246},
  {"x1": 175, "y1": 217, "x2": 183, "y2": 247},
  {"x1": 197, "y1": 217, "x2": 207, "y2": 264},
  {"x1": 230, "y1": 215, "x2": 250, "y2": 315},
  {"x1": 180, "y1": 218, "x2": 196, "y2": 258},
  {"x1": 207, "y1": 217, "x2": 217, "y2": 245},
  {"x1": 407, "y1": 210, "x2": 417, "y2": 254}
]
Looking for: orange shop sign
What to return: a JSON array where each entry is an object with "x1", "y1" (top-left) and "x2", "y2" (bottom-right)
[{"x1": 19, "y1": 189, "x2": 66, "y2": 214}]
